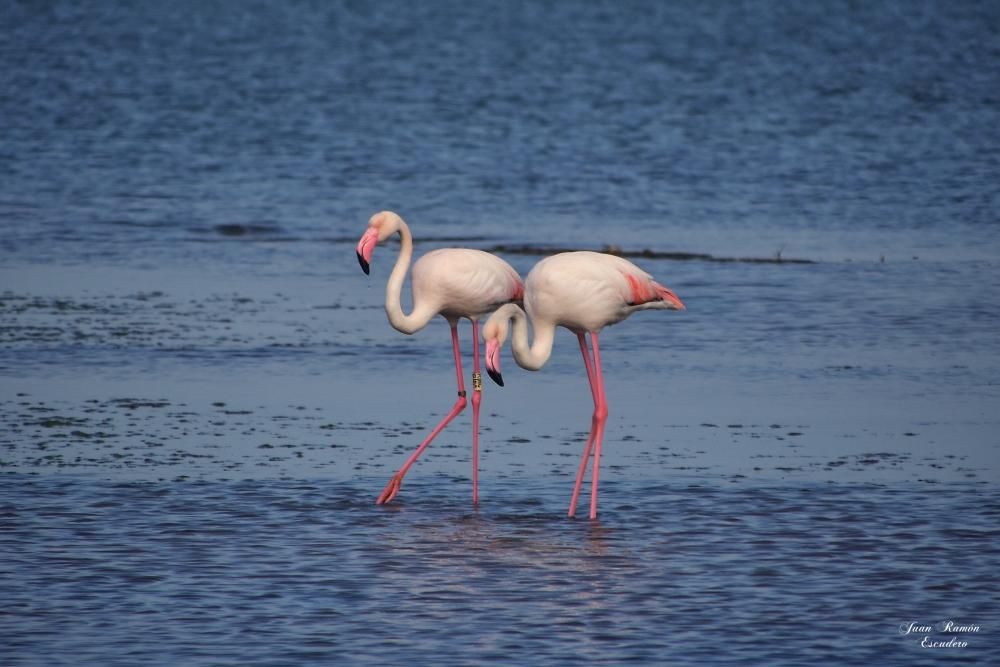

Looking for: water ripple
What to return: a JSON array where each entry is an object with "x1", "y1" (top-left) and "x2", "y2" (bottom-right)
[{"x1": 1, "y1": 475, "x2": 997, "y2": 666}]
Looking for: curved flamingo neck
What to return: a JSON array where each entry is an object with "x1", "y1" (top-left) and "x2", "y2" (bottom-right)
[
  {"x1": 384, "y1": 219, "x2": 436, "y2": 334},
  {"x1": 498, "y1": 303, "x2": 556, "y2": 371}
]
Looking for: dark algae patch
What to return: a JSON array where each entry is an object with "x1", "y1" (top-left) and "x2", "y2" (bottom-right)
[{"x1": 486, "y1": 244, "x2": 816, "y2": 265}]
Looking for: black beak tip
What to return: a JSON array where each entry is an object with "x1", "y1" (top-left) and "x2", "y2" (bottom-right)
[
  {"x1": 357, "y1": 252, "x2": 370, "y2": 275},
  {"x1": 487, "y1": 367, "x2": 504, "y2": 387}
]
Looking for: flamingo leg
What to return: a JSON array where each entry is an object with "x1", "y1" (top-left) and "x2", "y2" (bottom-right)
[
  {"x1": 471, "y1": 319, "x2": 482, "y2": 506},
  {"x1": 568, "y1": 333, "x2": 598, "y2": 516},
  {"x1": 588, "y1": 332, "x2": 609, "y2": 520},
  {"x1": 376, "y1": 323, "x2": 468, "y2": 505},
  {"x1": 577, "y1": 332, "x2": 599, "y2": 405},
  {"x1": 568, "y1": 332, "x2": 608, "y2": 519}
]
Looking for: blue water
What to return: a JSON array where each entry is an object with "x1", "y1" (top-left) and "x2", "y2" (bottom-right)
[
  {"x1": 2, "y1": 1, "x2": 999, "y2": 665},
  {"x1": 2, "y1": 476, "x2": 998, "y2": 666}
]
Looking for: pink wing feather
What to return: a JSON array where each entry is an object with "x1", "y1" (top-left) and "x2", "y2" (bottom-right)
[{"x1": 623, "y1": 272, "x2": 684, "y2": 309}]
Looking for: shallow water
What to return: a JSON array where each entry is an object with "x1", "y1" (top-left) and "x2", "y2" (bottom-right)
[
  {"x1": 3, "y1": 1, "x2": 1000, "y2": 665},
  {"x1": 2, "y1": 475, "x2": 998, "y2": 666}
]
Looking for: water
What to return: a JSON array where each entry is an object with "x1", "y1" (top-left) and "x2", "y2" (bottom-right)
[
  {"x1": 2, "y1": 1, "x2": 999, "y2": 665},
  {"x1": 2, "y1": 476, "x2": 998, "y2": 666}
]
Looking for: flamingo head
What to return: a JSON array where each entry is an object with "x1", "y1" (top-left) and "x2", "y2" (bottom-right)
[
  {"x1": 356, "y1": 211, "x2": 404, "y2": 275},
  {"x1": 482, "y1": 315, "x2": 511, "y2": 387}
]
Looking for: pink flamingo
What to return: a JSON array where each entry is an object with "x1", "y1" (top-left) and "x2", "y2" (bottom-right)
[
  {"x1": 356, "y1": 211, "x2": 523, "y2": 506},
  {"x1": 482, "y1": 251, "x2": 685, "y2": 519}
]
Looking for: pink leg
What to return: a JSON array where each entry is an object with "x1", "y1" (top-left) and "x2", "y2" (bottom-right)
[
  {"x1": 568, "y1": 332, "x2": 609, "y2": 519},
  {"x1": 376, "y1": 324, "x2": 468, "y2": 505},
  {"x1": 568, "y1": 334, "x2": 598, "y2": 516},
  {"x1": 471, "y1": 320, "x2": 482, "y2": 506},
  {"x1": 577, "y1": 332, "x2": 599, "y2": 405},
  {"x1": 588, "y1": 333, "x2": 608, "y2": 520}
]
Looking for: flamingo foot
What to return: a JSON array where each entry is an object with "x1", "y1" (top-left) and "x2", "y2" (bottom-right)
[{"x1": 376, "y1": 473, "x2": 404, "y2": 505}]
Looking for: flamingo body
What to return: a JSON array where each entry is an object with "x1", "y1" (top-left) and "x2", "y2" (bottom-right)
[
  {"x1": 412, "y1": 248, "x2": 523, "y2": 322},
  {"x1": 524, "y1": 251, "x2": 676, "y2": 334}
]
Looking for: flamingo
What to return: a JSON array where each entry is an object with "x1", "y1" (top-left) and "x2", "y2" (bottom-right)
[
  {"x1": 356, "y1": 211, "x2": 524, "y2": 506},
  {"x1": 482, "y1": 251, "x2": 685, "y2": 519}
]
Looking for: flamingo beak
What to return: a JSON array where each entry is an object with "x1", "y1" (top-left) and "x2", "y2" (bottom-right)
[
  {"x1": 485, "y1": 339, "x2": 504, "y2": 387},
  {"x1": 356, "y1": 228, "x2": 378, "y2": 275}
]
